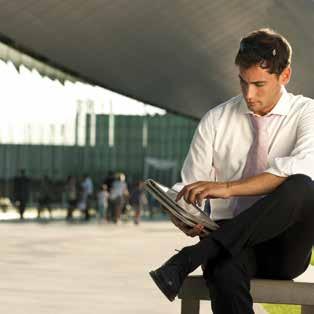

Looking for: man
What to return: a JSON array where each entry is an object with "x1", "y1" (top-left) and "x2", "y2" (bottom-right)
[
  {"x1": 13, "y1": 169, "x2": 30, "y2": 219},
  {"x1": 37, "y1": 175, "x2": 53, "y2": 219},
  {"x1": 81, "y1": 174, "x2": 94, "y2": 221},
  {"x1": 149, "y1": 28, "x2": 314, "y2": 314},
  {"x1": 107, "y1": 173, "x2": 129, "y2": 223}
]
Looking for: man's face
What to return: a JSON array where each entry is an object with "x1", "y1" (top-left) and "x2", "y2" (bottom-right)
[{"x1": 238, "y1": 65, "x2": 290, "y2": 116}]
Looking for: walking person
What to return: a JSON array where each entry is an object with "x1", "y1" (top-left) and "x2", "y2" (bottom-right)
[
  {"x1": 37, "y1": 175, "x2": 53, "y2": 219},
  {"x1": 108, "y1": 173, "x2": 129, "y2": 224},
  {"x1": 65, "y1": 175, "x2": 78, "y2": 220},
  {"x1": 13, "y1": 169, "x2": 30, "y2": 219},
  {"x1": 97, "y1": 184, "x2": 109, "y2": 223},
  {"x1": 81, "y1": 174, "x2": 94, "y2": 221},
  {"x1": 130, "y1": 180, "x2": 148, "y2": 225}
]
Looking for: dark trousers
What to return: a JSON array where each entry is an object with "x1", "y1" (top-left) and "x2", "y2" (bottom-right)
[
  {"x1": 107, "y1": 197, "x2": 123, "y2": 223},
  {"x1": 199, "y1": 175, "x2": 314, "y2": 314},
  {"x1": 17, "y1": 199, "x2": 27, "y2": 219}
]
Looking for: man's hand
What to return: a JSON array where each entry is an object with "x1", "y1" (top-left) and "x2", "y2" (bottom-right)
[
  {"x1": 169, "y1": 213, "x2": 205, "y2": 237},
  {"x1": 176, "y1": 181, "x2": 230, "y2": 206}
]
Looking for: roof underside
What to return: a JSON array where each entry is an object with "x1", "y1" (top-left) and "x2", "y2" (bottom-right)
[{"x1": 1, "y1": 0, "x2": 314, "y2": 119}]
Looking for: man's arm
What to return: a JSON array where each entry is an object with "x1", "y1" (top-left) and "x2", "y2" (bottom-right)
[
  {"x1": 170, "y1": 173, "x2": 287, "y2": 237},
  {"x1": 179, "y1": 110, "x2": 216, "y2": 193},
  {"x1": 228, "y1": 172, "x2": 287, "y2": 197},
  {"x1": 266, "y1": 102, "x2": 314, "y2": 179},
  {"x1": 169, "y1": 112, "x2": 216, "y2": 236},
  {"x1": 177, "y1": 172, "x2": 287, "y2": 206}
]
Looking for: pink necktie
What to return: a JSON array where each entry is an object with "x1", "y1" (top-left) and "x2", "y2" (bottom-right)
[{"x1": 233, "y1": 114, "x2": 275, "y2": 216}]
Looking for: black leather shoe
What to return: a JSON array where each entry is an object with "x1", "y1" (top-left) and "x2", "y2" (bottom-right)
[
  {"x1": 149, "y1": 249, "x2": 192, "y2": 302},
  {"x1": 149, "y1": 268, "x2": 178, "y2": 301}
]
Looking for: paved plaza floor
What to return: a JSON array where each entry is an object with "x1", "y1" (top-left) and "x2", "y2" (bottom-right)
[{"x1": 0, "y1": 216, "x2": 267, "y2": 314}]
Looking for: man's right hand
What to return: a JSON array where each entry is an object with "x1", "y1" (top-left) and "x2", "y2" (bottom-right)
[{"x1": 169, "y1": 213, "x2": 205, "y2": 237}]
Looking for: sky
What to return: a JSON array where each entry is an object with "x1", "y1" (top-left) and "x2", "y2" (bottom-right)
[{"x1": 0, "y1": 59, "x2": 166, "y2": 145}]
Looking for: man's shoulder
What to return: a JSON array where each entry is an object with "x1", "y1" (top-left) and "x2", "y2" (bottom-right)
[
  {"x1": 218, "y1": 94, "x2": 243, "y2": 109},
  {"x1": 202, "y1": 95, "x2": 243, "y2": 120},
  {"x1": 288, "y1": 92, "x2": 314, "y2": 107},
  {"x1": 287, "y1": 93, "x2": 314, "y2": 116},
  {"x1": 197, "y1": 95, "x2": 243, "y2": 132}
]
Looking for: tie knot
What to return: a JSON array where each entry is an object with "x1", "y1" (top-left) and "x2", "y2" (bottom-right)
[{"x1": 250, "y1": 114, "x2": 271, "y2": 131}]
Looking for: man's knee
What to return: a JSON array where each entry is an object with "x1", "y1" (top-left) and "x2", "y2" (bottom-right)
[
  {"x1": 280, "y1": 174, "x2": 313, "y2": 200},
  {"x1": 287, "y1": 173, "x2": 312, "y2": 183}
]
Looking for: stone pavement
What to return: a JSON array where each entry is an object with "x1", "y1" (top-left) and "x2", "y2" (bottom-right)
[{"x1": 0, "y1": 218, "x2": 267, "y2": 314}]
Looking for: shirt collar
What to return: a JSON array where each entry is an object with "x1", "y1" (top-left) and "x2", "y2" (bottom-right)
[{"x1": 239, "y1": 87, "x2": 290, "y2": 116}]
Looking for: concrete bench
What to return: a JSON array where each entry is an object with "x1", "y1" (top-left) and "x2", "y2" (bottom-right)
[{"x1": 178, "y1": 265, "x2": 314, "y2": 314}]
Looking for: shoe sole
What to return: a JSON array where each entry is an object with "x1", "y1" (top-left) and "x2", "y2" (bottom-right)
[{"x1": 149, "y1": 270, "x2": 175, "y2": 302}]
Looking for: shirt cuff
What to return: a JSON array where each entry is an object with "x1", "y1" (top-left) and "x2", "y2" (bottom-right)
[{"x1": 265, "y1": 155, "x2": 314, "y2": 178}]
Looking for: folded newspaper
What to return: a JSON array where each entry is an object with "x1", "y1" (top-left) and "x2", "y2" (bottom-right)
[{"x1": 144, "y1": 179, "x2": 219, "y2": 234}]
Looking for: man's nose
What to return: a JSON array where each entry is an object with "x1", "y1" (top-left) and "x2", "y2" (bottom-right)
[{"x1": 245, "y1": 85, "x2": 256, "y2": 100}]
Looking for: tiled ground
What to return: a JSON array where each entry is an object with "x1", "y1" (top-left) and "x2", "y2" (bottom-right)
[{"x1": 0, "y1": 216, "x2": 267, "y2": 314}]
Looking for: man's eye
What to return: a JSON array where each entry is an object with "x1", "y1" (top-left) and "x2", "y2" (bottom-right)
[{"x1": 255, "y1": 83, "x2": 265, "y2": 87}]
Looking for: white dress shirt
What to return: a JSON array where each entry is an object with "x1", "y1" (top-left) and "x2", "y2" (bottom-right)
[{"x1": 177, "y1": 88, "x2": 314, "y2": 221}]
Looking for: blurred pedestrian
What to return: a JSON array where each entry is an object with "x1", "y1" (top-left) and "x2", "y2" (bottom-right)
[
  {"x1": 81, "y1": 174, "x2": 94, "y2": 221},
  {"x1": 108, "y1": 173, "x2": 128, "y2": 224},
  {"x1": 130, "y1": 180, "x2": 148, "y2": 225},
  {"x1": 37, "y1": 175, "x2": 53, "y2": 219},
  {"x1": 13, "y1": 169, "x2": 30, "y2": 219},
  {"x1": 97, "y1": 184, "x2": 109, "y2": 223},
  {"x1": 65, "y1": 175, "x2": 77, "y2": 220}
]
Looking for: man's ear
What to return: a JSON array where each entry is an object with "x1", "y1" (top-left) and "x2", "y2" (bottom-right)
[{"x1": 280, "y1": 66, "x2": 292, "y2": 86}]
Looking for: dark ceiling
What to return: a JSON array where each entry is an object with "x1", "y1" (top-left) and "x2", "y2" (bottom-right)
[{"x1": 1, "y1": 0, "x2": 314, "y2": 119}]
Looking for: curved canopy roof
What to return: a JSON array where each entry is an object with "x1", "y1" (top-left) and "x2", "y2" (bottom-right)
[{"x1": 1, "y1": 0, "x2": 314, "y2": 119}]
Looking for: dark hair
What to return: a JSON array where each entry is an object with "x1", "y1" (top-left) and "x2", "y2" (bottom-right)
[{"x1": 235, "y1": 28, "x2": 292, "y2": 75}]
